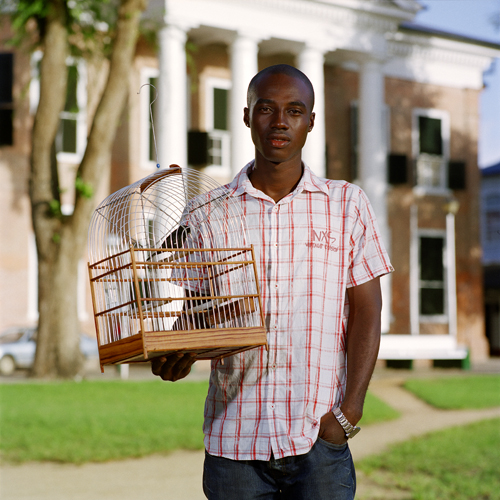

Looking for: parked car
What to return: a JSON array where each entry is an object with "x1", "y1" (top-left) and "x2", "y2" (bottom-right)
[{"x1": 0, "y1": 327, "x2": 99, "y2": 376}]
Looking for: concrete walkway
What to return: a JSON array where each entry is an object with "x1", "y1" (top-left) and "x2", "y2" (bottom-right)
[{"x1": 2, "y1": 368, "x2": 500, "y2": 500}]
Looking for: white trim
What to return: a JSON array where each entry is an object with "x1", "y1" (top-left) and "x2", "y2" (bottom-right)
[
  {"x1": 409, "y1": 203, "x2": 419, "y2": 334},
  {"x1": 140, "y1": 67, "x2": 160, "y2": 170},
  {"x1": 446, "y1": 212, "x2": 457, "y2": 338},
  {"x1": 379, "y1": 334, "x2": 467, "y2": 360}
]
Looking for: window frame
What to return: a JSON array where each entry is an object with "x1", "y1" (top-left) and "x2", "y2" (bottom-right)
[
  {"x1": 204, "y1": 77, "x2": 231, "y2": 177},
  {"x1": 140, "y1": 66, "x2": 160, "y2": 170},
  {"x1": 417, "y1": 228, "x2": 448, "y2": 324},
  {"x1": 412, "y1": 108, "x2": 451, "y2": 195},
  {"x1": 30, "y1": 51, "x2": 87, "y2": 164}
]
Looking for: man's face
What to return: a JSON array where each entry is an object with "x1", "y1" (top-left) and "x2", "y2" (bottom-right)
[{"x1": 244, "y1": 73, "x2": 315, "y2": 166}]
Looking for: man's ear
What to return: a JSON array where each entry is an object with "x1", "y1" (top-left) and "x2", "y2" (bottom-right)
[
  {"x1": 243, "y1": 107, "x2": 250, "y2": 128},
  {"x1": 308, "y1": 112, "x2": 315, "y2": 132}
]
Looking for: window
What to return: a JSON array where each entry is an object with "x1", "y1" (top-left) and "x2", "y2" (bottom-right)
[
  {"x1": 419, "y1": 234, "x2": 446, "y2": 318},
  {"x1": 0, "y1": 53, "x2": 14, "y2": 146},
  {"x1": 30, "y1": 52, "x2": 87, "y2": 162},
  {"x1": 484, "y1": 193, "x2": 500, "y2": 244},
  {"x1": 140, "y1": 67, "x2": 159, "y2": 169},
  {"x1": 205, "y1": 78, "x2": 231, "y2": 172},
  {"x1": 413, "y1": 109, "x2": 450, "y2": 191},
  {"x1": 57, "y1": 64, "x2": 79, "y2": 154}
]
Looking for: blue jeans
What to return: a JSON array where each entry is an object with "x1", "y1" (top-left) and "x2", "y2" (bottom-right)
[{"x1": 203, "y1": 438, "x2": 356, "y2": 499}]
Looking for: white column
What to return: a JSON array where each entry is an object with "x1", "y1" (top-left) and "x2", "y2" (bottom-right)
[
  {"x1": 358, "y1": 58, "x2": 391, "y2": 333},
  {"x1": 230, "y1": 34, "x2": 259, "y2": 178},
  {"x1": 446, "y1": 210, "x2": 458, "y2": 338},
  {"x1": 157, "y1": 24, "x2": 188, "y2": 169},
  {"x1": 298, "y1": 45, "x2": 326, "y2": 178}
]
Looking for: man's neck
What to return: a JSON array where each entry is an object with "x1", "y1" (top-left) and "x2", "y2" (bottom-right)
[{"x1": 248, "y1": 158, "x2": 303, "y2": 203}]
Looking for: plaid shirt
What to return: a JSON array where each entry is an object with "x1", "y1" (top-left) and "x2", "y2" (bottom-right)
[{"x1": 203, "y1": 161, "x2": 393, "y2": 461}]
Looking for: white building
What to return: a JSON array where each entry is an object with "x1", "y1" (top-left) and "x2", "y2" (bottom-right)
[{"x1": 1, "y1": 0, "x2": 500, "y2": 367}]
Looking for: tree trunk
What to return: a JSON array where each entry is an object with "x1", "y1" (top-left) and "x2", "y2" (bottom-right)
[{"x1": 31, "y1": 0, "x2": 148, "y2": 378}]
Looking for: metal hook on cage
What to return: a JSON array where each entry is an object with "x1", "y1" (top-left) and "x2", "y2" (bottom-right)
[{"x1": 138, "y1": 83, "x2": 160, "y2": 169}]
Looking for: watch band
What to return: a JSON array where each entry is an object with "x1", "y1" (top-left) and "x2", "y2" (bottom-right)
[{"x1": 332, "y1": 407, "x2": 361, "y2": 439}]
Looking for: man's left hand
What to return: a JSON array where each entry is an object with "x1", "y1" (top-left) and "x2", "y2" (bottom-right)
[{"x1": 318, "y1": 411, "x2": 347, "y2": 446}]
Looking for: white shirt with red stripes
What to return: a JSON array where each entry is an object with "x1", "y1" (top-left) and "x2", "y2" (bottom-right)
[{"x1": 202, "y1": 161, "x2": 393, "y2": 461}]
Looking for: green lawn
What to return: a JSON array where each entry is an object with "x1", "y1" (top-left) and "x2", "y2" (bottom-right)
[
  {"x1": 0, "y1": 380, "x2": 208, "y2": 463},
  {"x1": 404, "y1": 374, "x2": 500, "y2": 409},
  {"x1": 0, "y1": 379, "x2": 396, "y2": 464},
  {"x1": 358, "y1": 390, "x2": 400, "y2": 426},
  {"x1": 359, "y1": 418, "x2": 500, "y2": 500}
]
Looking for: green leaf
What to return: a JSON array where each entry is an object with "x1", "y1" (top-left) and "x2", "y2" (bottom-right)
[{"x1": 75, "y1": 176, "x2": 93, "y2": 199}]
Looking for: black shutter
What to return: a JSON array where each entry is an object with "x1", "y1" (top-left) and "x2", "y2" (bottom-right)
[
  {"x1": 188, "y1": 130, "x2": 209, "y2": 166},
  {"x1": 0, "y1": 53, "x2": 14, "y2": 146},
  {"x1": 387, "y1": 153, "x2": 408, "y2": 185},
  {"x1": 448, "y1": 161, "x2": 466, "y2": 190}
]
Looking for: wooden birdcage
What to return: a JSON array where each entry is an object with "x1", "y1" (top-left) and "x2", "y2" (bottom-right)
[{"x1": 87, "y1": 165, "x2": 267, "y2": 372}]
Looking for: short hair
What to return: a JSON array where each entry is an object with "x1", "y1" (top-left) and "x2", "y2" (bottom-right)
[{"x1": 247, "y1": 64, "x2": 315, "y2": 110}]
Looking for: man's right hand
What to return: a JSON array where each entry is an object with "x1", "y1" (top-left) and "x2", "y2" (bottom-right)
[{"x1": 151, "y1": 353, "x2": 197, "y2": 381}]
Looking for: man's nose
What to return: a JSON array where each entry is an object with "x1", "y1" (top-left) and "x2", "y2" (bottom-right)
[{"x1": 270, "y1": 109, "x2": 289, "y2": 129}]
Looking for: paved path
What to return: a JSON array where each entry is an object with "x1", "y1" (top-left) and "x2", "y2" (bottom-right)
[{"x1": 2, "y1": 371, "x2": 500, "y2": 500}]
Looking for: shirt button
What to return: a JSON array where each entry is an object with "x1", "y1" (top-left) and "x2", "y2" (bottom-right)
[
  {"x1": 270, "y1": 404, "x2": 275, "y2": 410},
  {"x1": 274, "y1": 242, "x2": 278, "y2": 247},
  {"x1": 271, "y1": 363, "x2": 276, "y2": 370},
  {"x1": 273, "y1": 325, "x2": 278, "y2": 330},
  {"x1": 275, "y1": 283, "x2": 279, "y2": 288}
]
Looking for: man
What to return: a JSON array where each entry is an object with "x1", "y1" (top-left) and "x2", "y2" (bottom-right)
[{"x1": 152, "y1": 64, "x2": 393, "y2": 499}]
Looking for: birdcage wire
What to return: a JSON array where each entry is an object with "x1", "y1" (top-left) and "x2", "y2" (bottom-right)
[{"x1": 87, "y1": 165, "x2": 267, "y2": 369}]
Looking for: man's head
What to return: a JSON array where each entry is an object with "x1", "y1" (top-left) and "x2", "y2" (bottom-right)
[
  {"x1": 247, "y1": 64, "x2": 315, "y2": 112},
  {"x1": 244, "y1": 64, "x2": 315, "y2": 167}
]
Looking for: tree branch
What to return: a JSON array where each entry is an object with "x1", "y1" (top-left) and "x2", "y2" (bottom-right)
[{"x1": 71, "y1": 0, "x2": 148, "y2": 243}]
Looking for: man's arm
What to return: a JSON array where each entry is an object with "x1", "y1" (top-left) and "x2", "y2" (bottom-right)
[{"x1": 319, "y1": 277, "x2": 382, "y2": 444}]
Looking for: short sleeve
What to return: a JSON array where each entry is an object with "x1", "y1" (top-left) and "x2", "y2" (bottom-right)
[{"x1": 346, "y1": 189, "x2": 394, "y2": 288}]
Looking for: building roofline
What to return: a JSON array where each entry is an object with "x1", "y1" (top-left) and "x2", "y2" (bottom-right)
[
  {"x1": 482, "y1": 162, "x2": 500, "y2": 176},
  {"x1": 401, "y1": 22, "x2": 500, "y2": 51}
]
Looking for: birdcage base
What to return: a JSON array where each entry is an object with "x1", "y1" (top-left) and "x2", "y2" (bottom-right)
[{"x1": 97, "y1": 326, "x2": 267, "y2": 371}]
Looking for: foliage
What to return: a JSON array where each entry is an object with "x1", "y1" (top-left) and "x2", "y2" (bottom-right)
[
  {"x1": 6, "y1": 0, "x2": 121, "y2": 56},
  {"x1": 74, "y1": 176, "x2": 93, "y2": 198},
  {"x1": 404, "y1": 374, "x2": 500, "y2": 409},
  {"x1": 359, "y1": 418, "x2": 500, "y2": 500},
  {"x1": 0, "y1": 381, "x2": 396, "y2": 464}
]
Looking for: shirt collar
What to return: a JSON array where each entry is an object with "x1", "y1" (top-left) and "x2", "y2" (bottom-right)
[{"x1": 228, "y1": 160, "x2": 330, "y2": 200}]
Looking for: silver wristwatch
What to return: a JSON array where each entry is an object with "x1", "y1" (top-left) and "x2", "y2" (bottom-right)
[{"x1": 332, "y1": 407, "x2": 361, "y2": 439}]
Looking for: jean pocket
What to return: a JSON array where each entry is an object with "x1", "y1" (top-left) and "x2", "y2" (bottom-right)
[{"x1": 316, "y1": 436, "x2": 348, "y2": 451}]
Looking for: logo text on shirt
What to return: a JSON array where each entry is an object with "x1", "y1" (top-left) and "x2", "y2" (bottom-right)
[{"x1": 306, "y1": 230, "x2": 338, "y2": 252}]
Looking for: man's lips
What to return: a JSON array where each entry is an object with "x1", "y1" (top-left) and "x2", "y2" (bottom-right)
[{"x1": 267, "y1": 135, "x2": 290, "y2": 148}]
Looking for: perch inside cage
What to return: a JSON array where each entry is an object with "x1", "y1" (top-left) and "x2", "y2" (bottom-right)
[{"x1": 87, "y1": 165, "x2": 267, "y2": 372}]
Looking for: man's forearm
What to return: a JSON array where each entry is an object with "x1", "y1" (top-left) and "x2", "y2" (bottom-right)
[{"x1": 340, "y1": 277, "x2": 382, "y2": 425}]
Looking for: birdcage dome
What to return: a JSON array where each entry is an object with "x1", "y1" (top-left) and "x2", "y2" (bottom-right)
[{"x1": 87, "y1": 166, "x2": 266, "y2": 371}]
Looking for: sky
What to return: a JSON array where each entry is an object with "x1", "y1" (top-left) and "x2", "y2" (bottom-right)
[{"x1": 414, "y1": 0, "x2": 500, "y2": 168}]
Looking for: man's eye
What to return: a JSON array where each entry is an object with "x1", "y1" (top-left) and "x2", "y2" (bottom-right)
[
  {"x1": 259, "y1": 107, "x2": 271, "y2": 112},
  {"x1": 289, "y1": 109, "x2": 302, "y2": 115}
]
